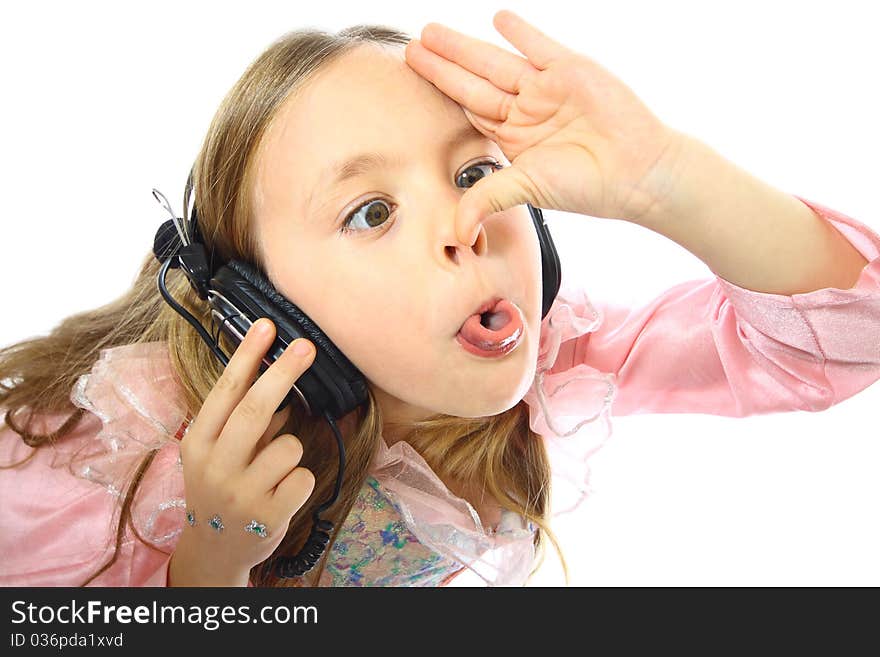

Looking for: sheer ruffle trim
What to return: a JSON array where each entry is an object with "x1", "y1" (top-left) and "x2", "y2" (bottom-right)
[
  {"x1": 522, "y1": 281, "x2": 619, "y2": 517},
  {"x1": 369, "y1": 437, "x2": 537, "y2": 586},
  {"x1": 66, "y1": 342, "x2": 189, "y2": 549}
]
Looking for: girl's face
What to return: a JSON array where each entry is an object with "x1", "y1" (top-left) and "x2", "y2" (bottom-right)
[{"x1": 252, "y1": 44, "x2": 543, "y2": 434}]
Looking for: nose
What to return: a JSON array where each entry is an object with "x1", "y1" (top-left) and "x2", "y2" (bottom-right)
[{"x1": 444, "y1": 219, "x2": 487, "y2": 266}]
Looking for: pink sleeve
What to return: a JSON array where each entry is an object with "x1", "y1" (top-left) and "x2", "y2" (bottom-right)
[
  {"x1": 0, "y1": 411, "x2": 179, "y2": 587},
  {"x1": 0, "y1": 344, "x2": 263, "y2": 588},
  {"x1": 141, "y1": 554, "x2": 174, "y2": 587},
  {"x1": 550, "y1": 195, "x2": 880, "y2": 417},
  {"x1": 0, "y1": 416, "x2": 258, "y2": 588}
]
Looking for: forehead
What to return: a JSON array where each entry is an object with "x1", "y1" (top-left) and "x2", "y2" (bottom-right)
[{"x1": 253, "y1": 44, "x2": 473, "y2": 217}]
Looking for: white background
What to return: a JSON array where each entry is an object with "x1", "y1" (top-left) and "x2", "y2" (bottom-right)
[{"x1": 1, "y1": 0, "x2": 878, "y2": 586}]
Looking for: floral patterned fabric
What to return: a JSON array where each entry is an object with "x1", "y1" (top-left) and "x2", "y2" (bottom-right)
[{"x1": 318, "y1": 477, "x2": 464, "y2": 586}]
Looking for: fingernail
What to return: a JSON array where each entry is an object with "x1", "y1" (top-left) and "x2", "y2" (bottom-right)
[
  {"x1": 292, "y1": 339, "x2": 313, "y2": 357},
  {"x1": 253, "y1": 318, "x2": 272, "y2": 336},
  {"x1": 465, "y1": 222, "x2": 480, "y2": 246}
]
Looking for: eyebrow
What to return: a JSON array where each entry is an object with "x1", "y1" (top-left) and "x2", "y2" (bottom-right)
[{"x1": 308, "y1": 124, "x2": 492, "y2": 210}]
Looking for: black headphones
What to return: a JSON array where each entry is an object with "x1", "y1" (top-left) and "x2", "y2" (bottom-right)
[{"x1": 152, "y1": 167, "x2": 561, "y2": 580}]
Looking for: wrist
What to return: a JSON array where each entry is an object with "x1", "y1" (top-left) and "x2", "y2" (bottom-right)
[
  {"x1": 629, "y1": 130, "x2": 717, "y2": 231},
  {"x1": 169, "y1": 535, "x2": 251, "y2": 587}
]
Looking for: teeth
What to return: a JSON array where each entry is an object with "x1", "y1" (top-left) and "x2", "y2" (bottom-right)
[{"x1": 480, "y1": 311, "x2": 508, "y2": 331}]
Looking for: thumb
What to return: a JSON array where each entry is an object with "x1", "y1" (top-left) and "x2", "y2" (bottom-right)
[{"x1": 456, "y1": 164, "x2": 536, "y2": 245}]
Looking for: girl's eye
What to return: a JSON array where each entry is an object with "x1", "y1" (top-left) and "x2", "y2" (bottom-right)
[
  {"x1": 339, "y1": 159, "x2": 504, "y2": 235},
  {"x1": 455, "y1": 160, "x2": 504, "y2": 188},
  {"x1": 340, "y1": 198, "x2": 394, "y2": 236}
]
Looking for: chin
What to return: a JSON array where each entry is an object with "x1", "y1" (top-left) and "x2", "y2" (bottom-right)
[{"x1": 458, "y1": 364, "x2": 537, "y2": 418}]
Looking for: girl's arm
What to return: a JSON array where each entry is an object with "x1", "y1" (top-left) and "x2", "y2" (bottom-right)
[
  {"x1": 547, "y1": 195, "x2": 880, "y2": 417},
  {"x1": 634, "y1": 134, "x2": 871, "y2": 297}
]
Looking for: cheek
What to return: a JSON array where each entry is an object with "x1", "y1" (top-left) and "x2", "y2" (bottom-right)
[
  {"x1": 296, "y1": 278, "x2": 432, "y2": 371},
  {"x1": 323, "y1": 296, "x2": 448, "y2": 405},
  {"x1": 504, "y1": 221, "x2": 544, "y2": 319},
  {"x1": 268, "y1": 249, "x2": 443, "y2": 389}
]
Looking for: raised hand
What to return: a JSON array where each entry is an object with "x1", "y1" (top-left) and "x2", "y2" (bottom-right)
[{"x1": 405, "y1": 9, "x2": 688, "y2": 244}]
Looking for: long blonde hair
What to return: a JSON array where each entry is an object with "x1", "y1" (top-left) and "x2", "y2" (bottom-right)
[{"x1": 0, "y1": 22, "x2": 568, "y2": 586}]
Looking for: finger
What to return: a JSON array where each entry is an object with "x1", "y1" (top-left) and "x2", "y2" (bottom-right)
[
  {"x1": 405, "y1": 38, "x2": 516, "y2": 123},
  {"x1": 462, "y1": 106, "x2": 504, "y2": 141},
  {"x1": 215, "y1": 336, "x2": 316, "y2": 471},
  {"x1": 187, "y1": 317, "x2": 276, "y2": 450},
  {"x1": 492, "y1": 9, "x2": 572, "y2": 70},
  {"x1": 457, "y1": 165, "x2": 539, "y2": 246},
  {"x1": 415, "y1": 20, "x2": 534, "y2": 95},
  {"x1": 249, "y1": 402, "x2": 293, "y2": 464},
  {"x1": 243, "y1": 433, "x2": 304, "y2": 495},
  {"x1": 269, "y1": 467, "x2": 316, "y2": 520}
]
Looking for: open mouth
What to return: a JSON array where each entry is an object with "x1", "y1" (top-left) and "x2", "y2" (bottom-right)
[{"x1": 455, "y1": 297, "x2": 524, "y2": 358}]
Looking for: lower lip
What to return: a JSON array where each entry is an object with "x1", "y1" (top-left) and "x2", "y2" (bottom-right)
[{"x1": 455, "y1": 298, "x2": 525, "y2": 359}]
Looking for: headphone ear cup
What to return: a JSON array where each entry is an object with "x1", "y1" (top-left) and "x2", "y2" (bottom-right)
[
  {"x1": 208, "y1": 259, "x2": 369, "y2": 420},
  {"x1": 527, "y1": 204, "x2": 562, "y2": 319}
]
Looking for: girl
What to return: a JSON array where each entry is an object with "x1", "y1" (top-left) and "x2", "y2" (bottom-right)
[{"x1": 1, "y1": 9, "x2": 879, "y2": 587}]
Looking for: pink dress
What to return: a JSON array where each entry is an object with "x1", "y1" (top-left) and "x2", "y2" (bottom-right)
[{"x1": 1, "y1": 195, "x2": 879, "y2": 587}]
